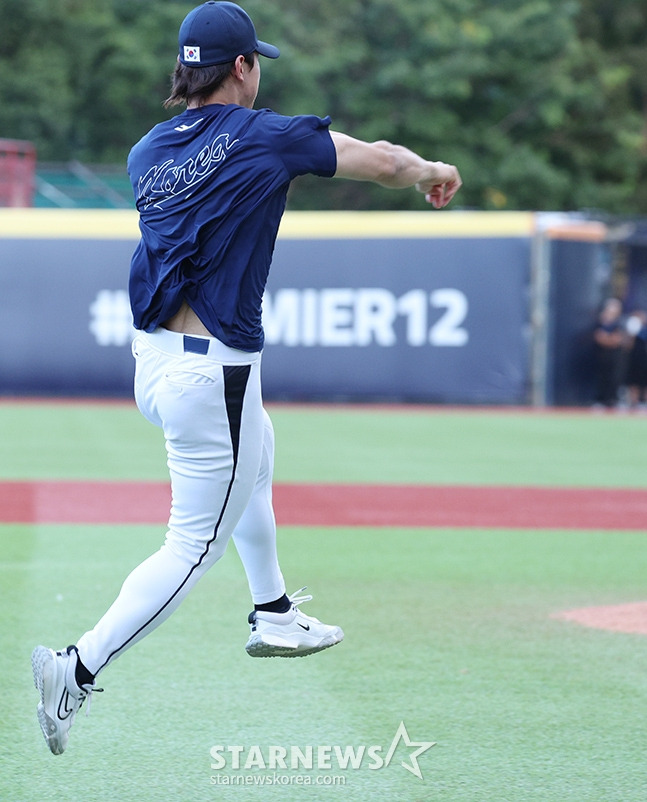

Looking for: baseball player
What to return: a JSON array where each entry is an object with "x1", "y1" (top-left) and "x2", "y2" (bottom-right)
[{"x1": 32, "y1": 1, "x2": 461, "y2": 755}]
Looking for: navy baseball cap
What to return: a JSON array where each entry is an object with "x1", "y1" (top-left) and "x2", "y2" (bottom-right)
[{"x1": 179, "y1": 1, "x2": 280, "y2": 67}]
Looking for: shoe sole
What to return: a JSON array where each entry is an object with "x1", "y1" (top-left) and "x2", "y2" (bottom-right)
[
  {"x1": 31, "y1": 646, "x2": 65, "y2": 755},
  {"x1": 245, "y1": 630, "x2": 343, "y2": 658}
]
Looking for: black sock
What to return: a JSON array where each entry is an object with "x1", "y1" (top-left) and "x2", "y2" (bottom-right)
[
  {"x1": 254, "y1": 594, "x2": 291, "y2": 614},
  {"x1": 74, "y1": 652, "x2": 95, "y2": 687}
]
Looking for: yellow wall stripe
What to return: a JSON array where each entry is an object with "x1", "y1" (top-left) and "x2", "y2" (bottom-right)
[
  {"x1": 0, "y1": 209, "x2": 536, "y2": 240},
  {"x1": 0, "y1": 209, "x2": 140, "y2": 239},
  {"x1": 278, "y1": 211, "x2": 535, "y2": 238}
]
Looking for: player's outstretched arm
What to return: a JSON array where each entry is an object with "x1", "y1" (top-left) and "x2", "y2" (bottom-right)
[{"x1": 330, "y1": 131, "x2": 461, "y2": 208}]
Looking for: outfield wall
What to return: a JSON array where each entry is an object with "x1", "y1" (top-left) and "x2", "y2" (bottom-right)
[{"x1": 0, "y1": 209, "x2": 610, "y2": 404}]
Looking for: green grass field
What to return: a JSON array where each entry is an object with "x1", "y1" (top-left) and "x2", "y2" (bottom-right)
[{"x1": 2, "y1": 402, "x2": 647, "y2": 801}]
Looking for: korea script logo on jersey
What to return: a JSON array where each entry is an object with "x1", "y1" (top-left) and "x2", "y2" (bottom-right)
[{"x1": 137, "y1": 133, "x2": 239, "y2": 209}]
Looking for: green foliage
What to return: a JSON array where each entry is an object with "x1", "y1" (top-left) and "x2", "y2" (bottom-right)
[
  {"x1": 0, "y1": 0, "x2": 193, "y2": 161},
  {"x1": 248, "y1": 0, "x2": 647, "y2": 212},
  {"x1": 0, "y1": 0, "x2": 645, "y2": 212}
]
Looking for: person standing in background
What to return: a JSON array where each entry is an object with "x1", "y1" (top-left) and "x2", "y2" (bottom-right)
[
  {"x1": 593, "y1": 298, "x2": 624, "y2": 409},
  {"x1": 624, "y1": 309, "x2": 647, "y2": 410}
]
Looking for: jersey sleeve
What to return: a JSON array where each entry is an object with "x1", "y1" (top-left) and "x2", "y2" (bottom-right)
[{"x1": 261, "y1": 112, "x2": 337, "y2": 180}]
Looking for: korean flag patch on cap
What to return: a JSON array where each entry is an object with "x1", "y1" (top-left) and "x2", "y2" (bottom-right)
[{"x1": 183, "y1": 45, "x2": 201, "y2": 63}]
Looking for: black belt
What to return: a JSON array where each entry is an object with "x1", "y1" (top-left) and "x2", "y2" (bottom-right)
[{"x1": 183, "y1": 335, "x2": 210, "y2": 355}]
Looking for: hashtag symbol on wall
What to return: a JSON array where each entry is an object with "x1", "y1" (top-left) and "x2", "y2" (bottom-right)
[{"x1": 89, "y1": 290, "x2": 134, "y2": 346}]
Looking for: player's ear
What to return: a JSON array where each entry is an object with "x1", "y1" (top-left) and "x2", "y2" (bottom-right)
[{"x1": 232, "y1": 55, "x2": 246, "y2": 80}]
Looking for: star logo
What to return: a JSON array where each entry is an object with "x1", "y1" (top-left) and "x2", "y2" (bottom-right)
[{"x1": 382, "y1": 721, "x2": 436, "y2": 780}]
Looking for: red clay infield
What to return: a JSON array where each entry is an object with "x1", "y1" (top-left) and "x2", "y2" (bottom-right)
[
  {"x1": 3, "y1": 480, "x2": 647, "y2": 634},
  {"x1": 551, "y1": 603, "x2": 647, "y2": 635},
  {"x1": 1, "y1": 480, "x2": 646, "y2": 529}
]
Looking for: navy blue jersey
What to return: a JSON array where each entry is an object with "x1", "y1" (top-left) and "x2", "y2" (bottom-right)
[{"x1": 127, "y1": 104, "x2": 336, "y2": 351}]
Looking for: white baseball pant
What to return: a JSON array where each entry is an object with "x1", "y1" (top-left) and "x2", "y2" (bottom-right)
[{"x1": 76, "y1": 328, "x2": 286, "y2": 676}]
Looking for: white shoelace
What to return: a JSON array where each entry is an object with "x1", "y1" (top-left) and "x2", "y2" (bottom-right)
[
  {"x1": 79, "y1": 684, "x2": 103, "y2": 717},
  {"x1": 288, "y1": 587, "x2": 313, "y2": 607}
]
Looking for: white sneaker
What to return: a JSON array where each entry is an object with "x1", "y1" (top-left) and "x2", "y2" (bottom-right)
[
  {"x1": 31, "y1": 644, "x2": 101, "y2": 755},
  {"x1": 245, "y1": 588, "x2": 344, "y2": 658}
]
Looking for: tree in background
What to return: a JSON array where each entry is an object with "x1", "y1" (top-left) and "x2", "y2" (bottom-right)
[
  {"x1": 247, "y1": 0, "x2": 647, "y2": 212},
  {"x1": 575, "y1": 0, "x2": 647, "y2": 211},
  {"x1": 0, "y1": 0, "x2": 645, "y2": 213},
  {"x1": 0, "y1": 0, "x2": 188, "y2": 161}
]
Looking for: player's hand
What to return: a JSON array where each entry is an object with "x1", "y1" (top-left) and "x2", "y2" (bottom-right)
[{"x1": 416, "y1": 162, "x2": 462, "y2": 209}]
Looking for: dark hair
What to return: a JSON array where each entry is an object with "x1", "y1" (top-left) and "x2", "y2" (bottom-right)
[{"x1": 164, "y1": 53, "x2": 256, "y2": 108}]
